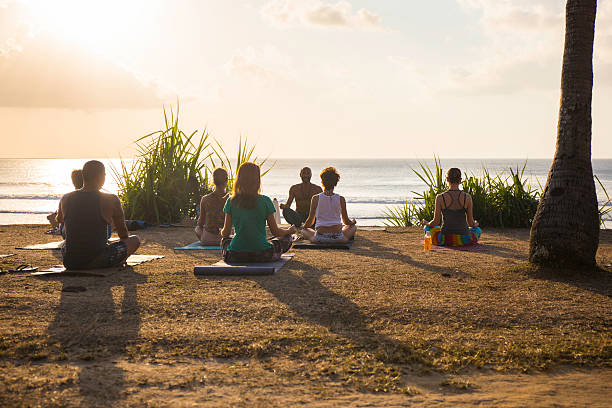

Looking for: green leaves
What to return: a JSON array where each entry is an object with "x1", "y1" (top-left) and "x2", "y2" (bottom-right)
[
  {"x1": 111, "y1": 103, "x2": 274, "y2": 224},
  {"x1": 208, "y1": 135, "x2": 274, "y2": 192},
  {"x1": 382, "y1": 159, "x2": 542, "y2": 228},
  {"x1": 112, "y1": 104, "x2": 212, "y2": 224}
]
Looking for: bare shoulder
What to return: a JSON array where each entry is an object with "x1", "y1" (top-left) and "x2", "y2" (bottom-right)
[
  {"x1": 313, "y1": 184, "x2": 323, "y2": 193},
  {"x1": 289, "y1": 184, "x2": 300, "y2": 193},
  {"x1": 201, "y1": 192, "x2": 213, "y2": 203},
  {"x1": 101, "y1": 192, "x2": 121, "y2": 206},
  {"x1": 61, "y1": 190, "x2": 76, "y2": 201}
]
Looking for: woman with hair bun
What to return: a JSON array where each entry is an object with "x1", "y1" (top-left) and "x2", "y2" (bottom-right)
[
  {"x1": 301, "y1": 166, "x2": 357, "y2": 244},
  {"x1": 421, "y1": 167, "x2": 481, "y2": 246}
]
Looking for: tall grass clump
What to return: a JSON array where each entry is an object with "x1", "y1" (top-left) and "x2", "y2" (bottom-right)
[
  {"x1": 382, "y1": 199, "x2": 420, "y2": 227},
  {"x1": 113, "y1": 105, "x2": 212, "y2": 224},
  {"x1": 595, "y1": 175, "x2": 611, "y2": 227},
  {"x1": 383, "y1": 158, "x2": 540, "y2": 228},
  {"x1": 208, "y1": 136, "x2": 274, "y2": 191}
]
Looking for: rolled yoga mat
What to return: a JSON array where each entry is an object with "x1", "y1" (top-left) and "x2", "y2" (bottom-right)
[
  {"x1": 292, "y1": 239, "x2": 353, "y2": 250},
  {"x1": 194, "y1": 254, "x2": 293, "y2": 276}
]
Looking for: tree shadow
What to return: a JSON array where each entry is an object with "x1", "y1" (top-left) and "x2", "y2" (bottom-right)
[
  {"x1": 354, "y1": 236, "x2": 473, "y2": 278},
  {"x1": 46, "y1": 268, "x2": 147, "y2": 406},
  {"x1": 525, "y1": 264, "x2": 612, "y2": 298}
]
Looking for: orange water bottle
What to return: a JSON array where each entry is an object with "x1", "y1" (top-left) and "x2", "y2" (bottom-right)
[{"x1": 424, "y1": 231, "x2": 432, "y2": 251}]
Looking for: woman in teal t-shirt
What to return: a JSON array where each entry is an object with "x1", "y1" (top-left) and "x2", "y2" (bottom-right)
[{"x1": 221, "y1": 162, "x2": 296, "y2": 263}]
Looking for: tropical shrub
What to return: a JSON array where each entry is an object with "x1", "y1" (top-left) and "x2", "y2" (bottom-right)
[
  {"x1": 383, "y1": 159, "x2": 541, "y2": 228},
  {"x1": 113, "y1": 106, "x2": 211, "y2": 224},
  {"x1": 208, "y1": 136, "x2": 274, "y2": 192}
]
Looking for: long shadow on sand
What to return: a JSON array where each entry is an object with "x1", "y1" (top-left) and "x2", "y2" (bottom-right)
[
  {"x1": 245, "y1": 258, "x2": 432, "y2": 373},
  {"x1": 354, "y1": 236, "x2": 474, "y2": 278},
  {"x1": 46, "y1": 268, "x2": 146, "y2": 406}
]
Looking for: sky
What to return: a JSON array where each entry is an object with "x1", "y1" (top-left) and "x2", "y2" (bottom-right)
[{"x1": 0, "y1": 0, "x2": 611, "y2": 159}]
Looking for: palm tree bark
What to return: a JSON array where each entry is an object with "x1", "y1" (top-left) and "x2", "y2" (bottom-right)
[{"x1": 529, "y1": 0, "x2": 599, "y2": 267}]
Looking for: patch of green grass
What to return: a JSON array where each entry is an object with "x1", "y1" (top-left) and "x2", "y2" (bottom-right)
[{"x1": 440, "y1": 378, "x2": 477, "y2": 391}]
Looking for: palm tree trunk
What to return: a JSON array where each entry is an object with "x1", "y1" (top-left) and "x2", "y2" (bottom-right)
[{"x1": 529, "y1": 0, "x2": 599, "y2": 267}]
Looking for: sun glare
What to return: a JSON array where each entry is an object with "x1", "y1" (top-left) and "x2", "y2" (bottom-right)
[{"x1": 22, "y1": 0, "x2": 160, "y2": 54}]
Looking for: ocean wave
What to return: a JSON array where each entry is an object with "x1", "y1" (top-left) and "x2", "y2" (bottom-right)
[
  {"x1": 0, "y1": 210, "x2": 53, "y2": 215},
  {"x1": 0, "y1": 182, "x2": 52, "y2": 187},
  {"x1": 0, "y1": 194, "x2": 62, "y2": 200}
]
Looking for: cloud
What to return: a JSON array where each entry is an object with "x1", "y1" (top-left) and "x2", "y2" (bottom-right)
[
  {"x1": 457, "y1": 0, "x2": 563, "y2": 32},
  {"x1": 261, "y1": 0, "x2": 383, "y2": 30},
  {"x1": 442, "y1": 52, "x2": 561, "y2": 95},
  {"x1": 0, "y1": 1, "x2": 166, "y2": 109},
  {"x1": 224, "y1": 45, "x2": 293, "y2": 85},
  {"x1": 0, "y1": 32, "x2": 165, "y2": 109},
  {"x1": 445, "y1": 0, "x2": 612, "y2": 94}
]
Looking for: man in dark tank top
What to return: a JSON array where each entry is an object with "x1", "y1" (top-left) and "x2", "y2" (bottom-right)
[
  {"x1": 57, "y1": 160, "x2": 140, "y2": 270},
  {"x1": 280, "y1": 167, "x2": 323, "y2": 227}
]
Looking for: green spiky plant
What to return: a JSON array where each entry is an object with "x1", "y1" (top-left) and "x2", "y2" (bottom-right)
[
  {"x1": 208, "y1": 136, "x2": 274, "y2": 192},
  {"x1": 113, "y1": 104, "x2": 212, "y2": 224},
  {"x1": 595, "y1": 175, "x2": 611, "y2": 227},
  {"x1": 382, "y1": 199, "x2": 420, "y2": 227},
  {"x1": 383, "y1": 159, "x2": 542, "y2": 228},
  {"x1": 383, "y1": 158, "x2": 610, "y2": 229}
]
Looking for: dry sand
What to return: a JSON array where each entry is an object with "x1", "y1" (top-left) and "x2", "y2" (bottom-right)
[{"x1": 0, "y1": 225, "x2": 610, "y2": 407}]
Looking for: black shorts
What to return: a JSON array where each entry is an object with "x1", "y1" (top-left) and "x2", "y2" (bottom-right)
[{"x1": 66, "y1": 241, "x2": 129, "y2": 269}]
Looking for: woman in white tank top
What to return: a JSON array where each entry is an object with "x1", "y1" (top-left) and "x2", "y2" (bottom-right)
[{"x1": 301, "y1": 167, "x2": 357, "y2": 244}]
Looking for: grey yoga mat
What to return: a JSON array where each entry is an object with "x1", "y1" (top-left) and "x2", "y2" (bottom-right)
[
  {"x1": 174, "y1": 241, "x2": 221, "y2": 250},
  {"x1": 194, "y1": 254, "x2": 294, "y2": 276},
  {"x1": 292, "y1": 239, "x2": 353, "y2": 249},
  {"x1": 32, "y1": 254, "x2": 164, "y2": 276}
]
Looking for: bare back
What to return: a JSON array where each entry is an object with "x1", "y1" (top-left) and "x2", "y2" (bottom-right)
[{"x1": 291, "y1": 183, "x2": 322, "y2": 215}]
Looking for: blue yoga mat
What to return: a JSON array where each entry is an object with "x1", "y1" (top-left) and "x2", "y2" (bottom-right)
[{"x1": 174, "y1": 241, "x2": 221, "y2": 250}]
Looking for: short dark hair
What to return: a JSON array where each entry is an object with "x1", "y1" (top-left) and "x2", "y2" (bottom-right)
[
  {"x1": 447, "y1": 168, "x2": 462, "y2": 184},
  {"x1": 212, "y1": 167, "x2": 228, "y2": 187},
  {"x1": 320, "y1": 167, "x2": 340, "y2": 189},
  {"x1": 71, "y1": 169, "x2": 83, "y2": 189},
  {"x1": 82, "y1": 160, "x2": 105, "y2": 184}
]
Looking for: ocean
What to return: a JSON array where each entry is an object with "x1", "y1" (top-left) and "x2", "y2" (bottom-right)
[{"x1": 1, "y1": 158, "x2": 611, "y2": 227}]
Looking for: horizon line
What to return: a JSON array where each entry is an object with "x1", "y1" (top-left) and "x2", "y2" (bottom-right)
[{"x1": 1, "y1": 156, "x2": 612, "y2": 161}]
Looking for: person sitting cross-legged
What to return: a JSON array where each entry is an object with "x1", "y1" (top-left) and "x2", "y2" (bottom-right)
[
  {"x1": 420, "y1": 167, "x2": 481, "y2": 246},
  {"x1": 280, "y1": 166, "x2": 322, "y2": 227},
  {"x1": 221, "y1": 162, "x2": 296, "y2": 263},
  {"x1": 57, "y1": 160, "x2": 140, "y2": 270},
  {"x1": 301, "y1": 166, "x2": 357, "y2": 244},
  {"x1": 195, "y1": 167, "x2": 229, "y2": 246}
]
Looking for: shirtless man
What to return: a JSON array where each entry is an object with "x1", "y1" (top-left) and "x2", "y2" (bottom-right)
[
  {"x1": 280, "y1": 167, "x2": 322, "y2": 227},
  {"x1": 195, "y1": 167, "x2": 229, "y2": 245},
  {"x1": 57, "y1": 160, "x2": 140, "y2": 270}
]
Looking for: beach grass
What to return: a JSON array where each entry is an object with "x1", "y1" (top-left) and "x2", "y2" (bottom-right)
[
  {"x1": 208, "y1": 135, "x2": 274, "y2": 192},
  {"x1": 113, "y1": 105, "x2": 212, "y2": 224},
  {"x1": 0, "y1": 225, "x2": 610, "y2": 406},
  {"x1": 113, "y1": 105, "x2": 274, "y2": 224},
  {"x1": 383, "y1": 158, "x2": 609, "y2": 229}
]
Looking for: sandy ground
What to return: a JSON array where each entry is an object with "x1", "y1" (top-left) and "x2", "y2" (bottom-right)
[{"x1": 0, "y1": 225, "x2": 610, "y2": 407}]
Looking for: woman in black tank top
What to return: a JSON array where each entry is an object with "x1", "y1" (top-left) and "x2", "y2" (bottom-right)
[{"x1": 420, "y1": 168, "x2": 481, "y2": 246}]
